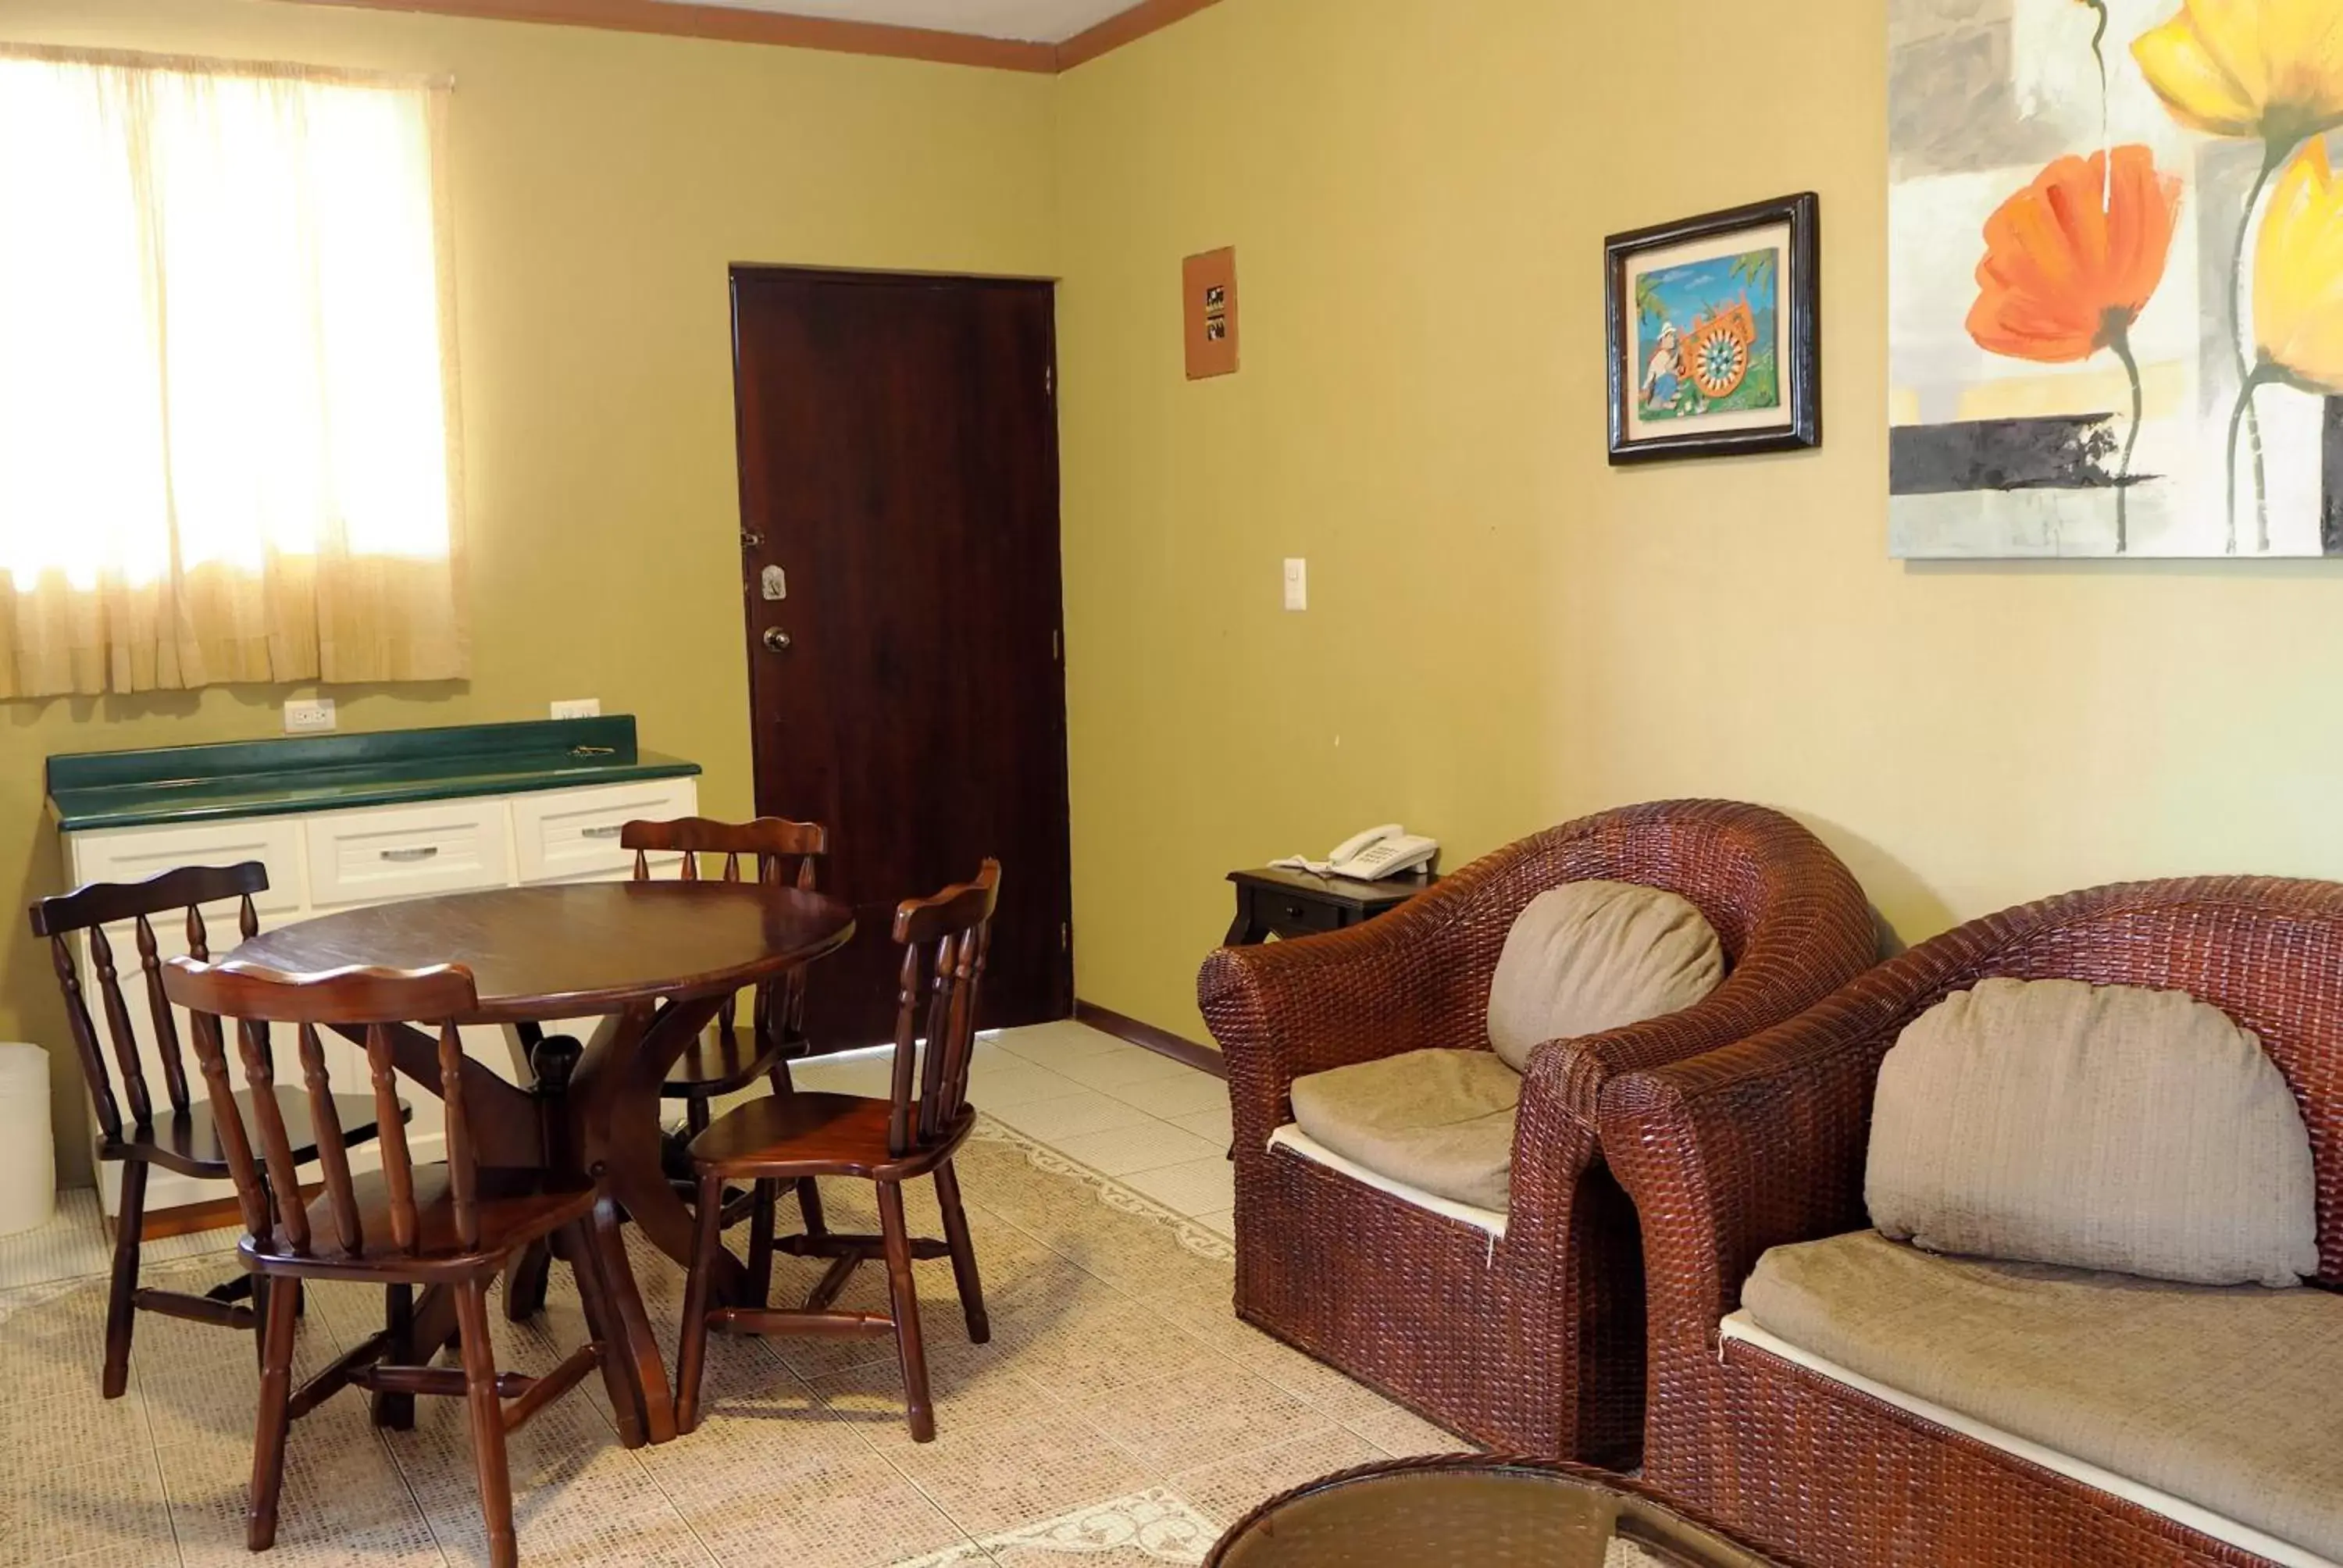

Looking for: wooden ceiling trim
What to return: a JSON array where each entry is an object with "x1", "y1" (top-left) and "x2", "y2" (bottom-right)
[
  {"x1": 291, "y1": 0, "x2": 1063, "y2": 72},
  {"x1": 1053, "y1": 0, "x2": 1219, "y2": 70}
]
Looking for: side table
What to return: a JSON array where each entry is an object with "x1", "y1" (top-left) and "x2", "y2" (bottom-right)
[{"x1": 1224, "y1": 865, "x2": 1436, "y2": 945}]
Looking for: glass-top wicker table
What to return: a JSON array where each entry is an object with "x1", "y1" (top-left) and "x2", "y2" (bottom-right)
[{"x1": 1207, "y1": 1456, "x2": 1786, "y2": 1568}]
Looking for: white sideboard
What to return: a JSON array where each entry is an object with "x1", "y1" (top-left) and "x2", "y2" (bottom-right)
[{"x1": 59, "y1": 772, "x2": 699, "y2": 1220}]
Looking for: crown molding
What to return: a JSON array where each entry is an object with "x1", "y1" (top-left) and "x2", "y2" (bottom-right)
[
  {"x1": 1054, "y1": 0, "x2": 1218, "y2": 69},
  {"x1": 282, "y1": 0, "x2": 1224, "y2": 72}
]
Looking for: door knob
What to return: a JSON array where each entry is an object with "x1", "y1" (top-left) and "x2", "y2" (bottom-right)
[{"x1": 762, "y1": 627, "x2": 793, "y2": 653}]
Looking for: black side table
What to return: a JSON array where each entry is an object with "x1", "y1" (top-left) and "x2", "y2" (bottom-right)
[{"x1": 1225, "y1": 865, "x2": 1437, "y2": 945}]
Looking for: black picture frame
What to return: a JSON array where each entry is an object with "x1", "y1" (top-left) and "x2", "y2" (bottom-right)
[{"x1": 1605, "y1": 191, "x2": 1821, "y2": 465}]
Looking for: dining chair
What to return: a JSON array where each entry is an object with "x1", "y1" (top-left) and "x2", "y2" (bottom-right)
[
  {"x1": 672, "y1": 859, "x2": 1000, "y2": 1444},
  {"x1": 501, "y1": 815, "x2": 831, "y2": 1327},
  {"x1": 27, "y1": 864, "x2": 401, "y2": 1398},
  {"x1": 161, "y1": 956, "x2": 633, "y2": 1568},
  {"x1": 619, "y1": 815, "x2": 829, "y2": 1138}
]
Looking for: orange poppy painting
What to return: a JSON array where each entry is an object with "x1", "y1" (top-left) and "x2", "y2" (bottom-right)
[{"x1": 1890, "y1": 0, "x2": 2343, "y2": 558}]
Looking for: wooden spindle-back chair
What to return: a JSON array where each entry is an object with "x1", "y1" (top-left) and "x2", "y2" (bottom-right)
[
  {"x1": 673, "y1": 860, "x2": 1001, "y2": 1443},
  {"x1": 498, "y1": 816, "x2": 831, "y2": 1328},
  {"x1": 27, "y1": 864, "x2": 401, "y2": 1397},
  {"x1": 621, "y1": 816, "x2": 828, "y2": 1131},
  {"x1": 160, "y1": 957, "x2": 630, "y2": 1568}
]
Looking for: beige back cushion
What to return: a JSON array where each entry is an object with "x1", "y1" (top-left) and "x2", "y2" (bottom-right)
[
  {"x1": 1484, "y1": 880, "x2": 1725, "y2": 1071},
  {"x1": 1867, "y1": 977, "x2": 2320, "y2": 1288}
]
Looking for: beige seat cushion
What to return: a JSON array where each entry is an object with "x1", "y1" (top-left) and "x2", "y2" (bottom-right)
[
  {"x1": 1867, "y1": 976, "x2": 2318, "y2": 1287},
  {"x1": 1743, "y1": 1230, "x2": 2343, "y2": 1563},
  {"x1": 1288, "y1": 1049, "x2": 1521, "y2": 1212},
  {"x1": 1483, "y1": 880, "x2": 1724, "y2": 1071}
]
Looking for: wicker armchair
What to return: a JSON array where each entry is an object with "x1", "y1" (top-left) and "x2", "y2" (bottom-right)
[
  {"x1": 1601, "y1": 878, "x2": 2343, "y2": 1568},
  {"x1": 1196, "y1": 799, "x2": 1876, "y2": 1463}
]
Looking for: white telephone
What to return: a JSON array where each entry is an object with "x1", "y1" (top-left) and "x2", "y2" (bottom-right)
[{"x1": 1273, "y1": 824, "x2": 1441, "y2": 882}]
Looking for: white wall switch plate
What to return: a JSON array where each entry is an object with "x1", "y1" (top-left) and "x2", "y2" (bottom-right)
[
  {"x1": 1282, "y1": 558, "x2": 1308, "y2": 611},
  {"x1": 550, "y1": 698, "x2": 602, "y2": 720},
  {"x1": 282, "y1": 697, "x2": 337, "y2": 734}
]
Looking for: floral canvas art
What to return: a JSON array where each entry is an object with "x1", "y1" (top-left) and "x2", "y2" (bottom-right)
[{"x1": 1888, "y1": 0, "x2": 2343, "y2": 558}]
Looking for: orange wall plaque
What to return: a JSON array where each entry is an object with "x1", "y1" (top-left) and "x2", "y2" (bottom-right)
[{"x1": 1182, "y1": 248, "x2": 1239, "y2": 380}]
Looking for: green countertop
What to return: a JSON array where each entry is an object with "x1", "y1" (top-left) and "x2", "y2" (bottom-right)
[{"x1": 47, "y1": 716, "x2": 701, "y2": 833}]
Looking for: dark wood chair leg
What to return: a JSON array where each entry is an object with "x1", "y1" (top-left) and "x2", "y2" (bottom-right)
[
  {"x1": 876, "y1": 1181, "x2": 933, "y2": 1443},
  {"x1": 502, "y1": 1238, "x2": 553, "y2": 1323},
  {"x1": 745, "y1": 1179, "x2": 776, "y2": 1306},
  {"x1": 453, "y1": 1279, "x2": 519, "y2": 1568},
  {"x1": 102, "y1": 1160, "x2": 146, "y2": 1399},
  {"x1": 686, "y1": 1094, "x2": 711, "y2": 1137},
  {"x1": 797, "y1": 1177, "x2": 828, "y2": 1238},
  {"x1": 559, "y1": 1219, "x2": 646, "y2": 1450},
  {"x1": 247, "y1": 1272, "x2": 301, "y2": 1551},
  {"x1": 378, "y1": 1281, "x2": 416, "y2": 1431},
  {"x1": 933, "y1": 1160, "x2": 989, "y2": 1345},
  {"x1": 673, "y1": 1170, "x2": 728, "y2": 1436}
]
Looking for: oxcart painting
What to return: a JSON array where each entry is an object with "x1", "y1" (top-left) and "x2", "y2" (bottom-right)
[
  {"x1": 1889, "y1": 0, "x2": 2343, "y2": 558},
  {"x1": 1636, "y1": 250, "x2": 1781, "y2": 422},
  {"x1": 1607, "y1": 192, "x2": 1821, "y2": 464}
]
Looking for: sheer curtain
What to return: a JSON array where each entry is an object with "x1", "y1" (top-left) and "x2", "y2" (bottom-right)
[{"x1": 0, "y1": 46, "x2": 466, "y2": 698}]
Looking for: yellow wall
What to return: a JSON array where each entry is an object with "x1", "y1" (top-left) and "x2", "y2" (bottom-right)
[
  {"x1": 0, "y1": 0, "x2": 1056, "y2": 1183},
  {"x1": 1052, "y1": 0, "x2": 2343, "y2": 1043},
  {"x1": 18, "y1": 0, "x2": 2343, "y2": 1182}
]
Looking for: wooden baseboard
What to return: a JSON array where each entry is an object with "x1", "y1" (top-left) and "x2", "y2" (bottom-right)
[{"x1": 1073, "y1": 1000, "x2": 1225, "y2": 1079}]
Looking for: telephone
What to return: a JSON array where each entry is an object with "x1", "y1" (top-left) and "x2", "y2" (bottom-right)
[{"x1": 1272, "y1": 824, "x2": 1441, "y2": 882}]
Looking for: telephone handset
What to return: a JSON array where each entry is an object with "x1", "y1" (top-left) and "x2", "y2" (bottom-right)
[{"x1": 1272, "y1": 824, "x2": 1442, "y2": 882}]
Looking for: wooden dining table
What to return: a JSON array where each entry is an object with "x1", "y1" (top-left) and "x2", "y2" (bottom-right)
[{"x1": 226, "y1": 879, "x2": 855, "y2": 1446}]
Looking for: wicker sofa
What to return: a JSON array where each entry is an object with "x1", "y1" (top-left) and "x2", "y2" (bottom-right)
[
  {"x1": 1601, "y1": 878, "x2": 2343, "y2": 1568},
  {"x1": 1195, "y1": 799, "x2": 1876, "y2": 1462}
]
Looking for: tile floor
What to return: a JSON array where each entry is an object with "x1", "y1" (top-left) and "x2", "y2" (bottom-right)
[
  {"x1": 0, "y1": 1022, "x2": 1465, "y2": 1568},
  {"x1": 790, "y1": 1024, "x2": 1237, "y2": 1240}
]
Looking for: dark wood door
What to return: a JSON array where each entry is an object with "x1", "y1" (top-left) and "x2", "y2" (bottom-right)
[{"x1": 729, "y1": 268, "x2": 1072, "y2": 1051}]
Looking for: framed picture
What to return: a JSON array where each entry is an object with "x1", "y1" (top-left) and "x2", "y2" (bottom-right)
[
  {"x1": 1606, "y1": 191, "x2": 1820, "y2": 464},
  {"x1": 1887, "y1": 1, "x2": 2340, "y2": 558}
]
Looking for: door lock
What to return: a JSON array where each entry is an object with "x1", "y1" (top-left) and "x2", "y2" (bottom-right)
[
  {"x1": 740, "y1": 529, "x2": 765, "y2": 549},
  {"x1": 762, "y1": 627, "x2": 793, "y2": 654}
]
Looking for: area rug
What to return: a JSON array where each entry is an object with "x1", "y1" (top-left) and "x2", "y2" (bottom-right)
[{"x1": 0, "y1": 1121, "x2": 1459, "y2": 1568}]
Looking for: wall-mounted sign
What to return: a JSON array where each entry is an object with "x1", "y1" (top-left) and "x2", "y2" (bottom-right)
[{"x1": 1183, "y1": 247, "x2": 1239, "y2": 380}]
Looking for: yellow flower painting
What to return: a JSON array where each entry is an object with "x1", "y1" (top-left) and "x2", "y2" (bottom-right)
[
  {"x1": 2253, "y1": 137, "x2": 2343, "y2": 391},
  {"x1": 2133, "y1": 0, "x2": 2343, "y2": 146},
  {"x1": 1888, "y1": 0, "x2": 2343, "y2": 558}
]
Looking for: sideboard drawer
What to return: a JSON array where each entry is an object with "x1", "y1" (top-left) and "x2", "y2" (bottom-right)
[
  {"x1": 68, "y1": 817, "x2": 305, "y2": 925},
  {"x1": 512, "y1": 779, "x2": 697, "y2": 885},
  {"x1": 304, "y1": 800, "x2": 512, "y2": 908}
]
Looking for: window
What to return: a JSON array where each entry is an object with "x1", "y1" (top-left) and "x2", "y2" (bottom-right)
[{"x1": 0, "y1": 47, "x2": 465, "y2": 697}]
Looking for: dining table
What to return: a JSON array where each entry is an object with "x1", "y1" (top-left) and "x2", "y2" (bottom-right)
[{"x1": 224, "y1": 878, "x2": 855, "y2": 1446}]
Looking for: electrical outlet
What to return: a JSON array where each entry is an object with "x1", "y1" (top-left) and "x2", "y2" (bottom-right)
[
  {"x1": 282, "y1": 697, "x2": 337, "y2": 734},
  {"x1": 550, "y1": 698, "x2": 602, "y2": 720},
  {"x1": 1283, "y1": 558, "x2": 1308, "y2": 611}
]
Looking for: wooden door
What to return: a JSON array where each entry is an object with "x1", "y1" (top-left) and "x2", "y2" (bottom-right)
[{"x1": 729, "y1": 268, "x2": 1072, "y2": 1051}]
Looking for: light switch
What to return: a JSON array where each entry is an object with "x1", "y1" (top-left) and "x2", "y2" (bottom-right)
[{"x1": 1283, "y1": 558, "x2": 1307, "y2": 611}]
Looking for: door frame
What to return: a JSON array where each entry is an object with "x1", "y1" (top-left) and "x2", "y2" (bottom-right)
[{"x1": 724, "y1": 262, "x2": 1076, "y2": 1027}]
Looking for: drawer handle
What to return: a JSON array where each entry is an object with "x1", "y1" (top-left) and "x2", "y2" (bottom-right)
[
  {"x1": 580, "y1": 825, "x2": 623, "y2": 840},
  {"x1": 379, "y1": 846, "x2": 441, "y2": 864}
]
